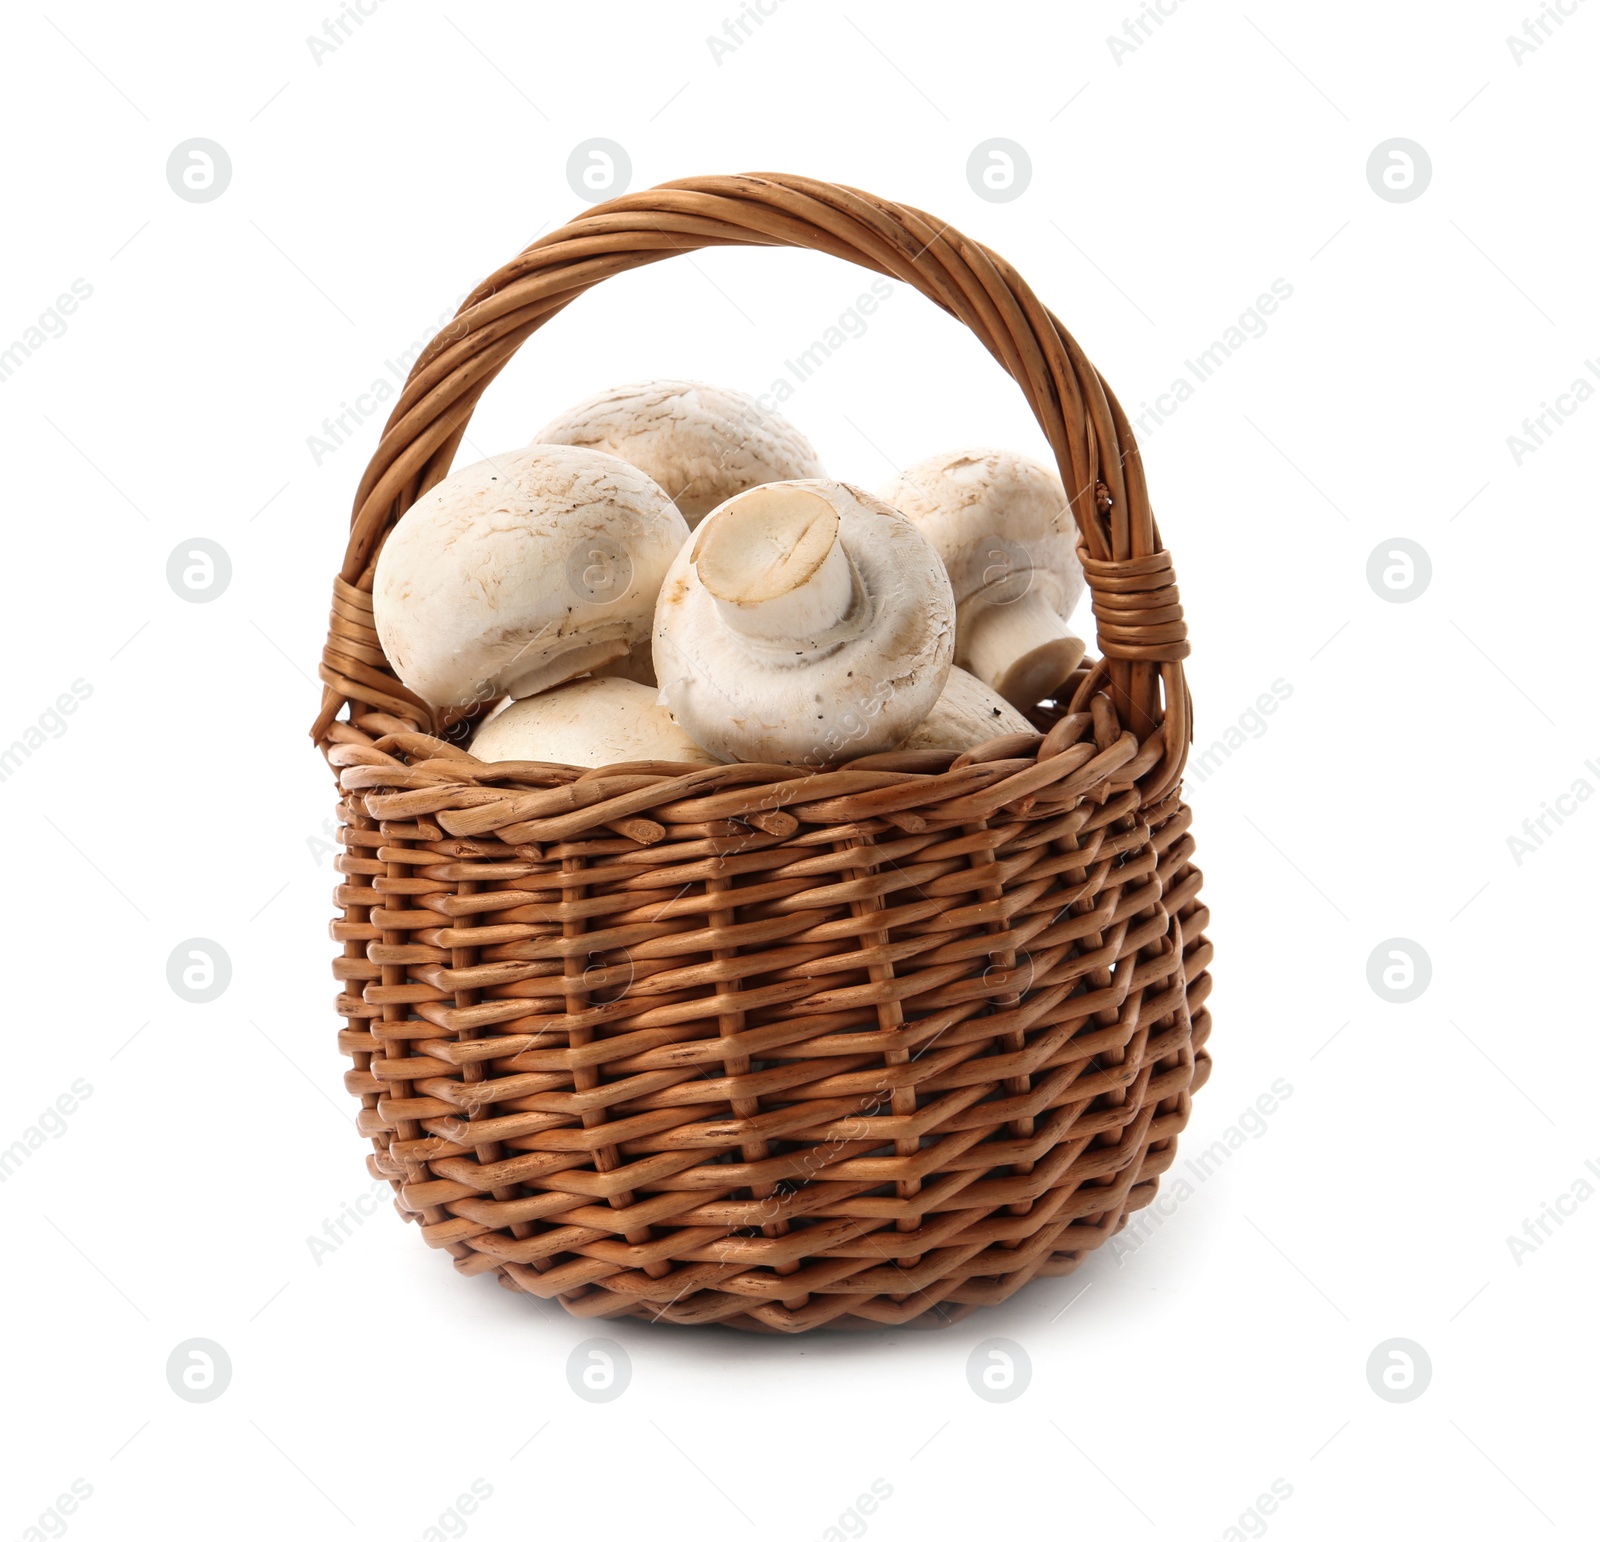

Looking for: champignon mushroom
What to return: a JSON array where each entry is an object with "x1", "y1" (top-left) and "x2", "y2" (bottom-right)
[
  {"x1": 878, "y1": 448, "x2": 1087, "y2": 711},
  {"x1": 533, "y1": 379, "x2": 826, "y2": 528},
  {"x1": 470, "y1": 676, "x2": 721, "y2": 768},
  {"x1": 896, "y1": 666, "x2": 1034, "y2": 751},
  {"x1": 373, "y1": 444, "x2": 688, "y2": 713},
  {"x1": 654, "y1": 479, "x2": 955, "y2": 765}
]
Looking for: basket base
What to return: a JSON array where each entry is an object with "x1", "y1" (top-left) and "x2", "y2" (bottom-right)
[
  {"x1": 487, "y1": 1044, "x2": 1210, "y2": 1334},
  {"x1": 651, "y1": 1301, "x2": 983, "y2": 1335},
  {"x1": 496, "y1": 1221, "x2": 1110, "y2": 1334},
  {"x1": 484, "y1": 1113, "x2": 1208, "y2": 1334},
  {"x1": 344, "y1": 690, "x2": 1215, "y2": 1334}
]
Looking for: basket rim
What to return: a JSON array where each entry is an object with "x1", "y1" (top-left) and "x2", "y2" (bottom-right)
[
  {"x1": 312, "y1": 171, "x2": 1193, "y2": 806},
  {"x1": 327, "y1": 691, "x2": 1171, "y2": 845}
]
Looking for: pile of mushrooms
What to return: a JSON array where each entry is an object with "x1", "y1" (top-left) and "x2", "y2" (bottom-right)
[{"x1": 372, "y1": 378, "x2": 1087, "y2": 770}]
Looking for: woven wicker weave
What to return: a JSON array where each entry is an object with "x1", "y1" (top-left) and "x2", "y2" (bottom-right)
[{"x1": 312, "y1": 173, "x2": 1212, "y2": 1332}]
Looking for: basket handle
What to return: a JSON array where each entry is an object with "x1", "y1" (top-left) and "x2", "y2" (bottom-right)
[{"x1": 313, "y1": 172, "x2": 1192, "y2": 801}]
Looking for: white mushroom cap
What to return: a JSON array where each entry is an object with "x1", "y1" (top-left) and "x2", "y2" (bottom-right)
[
  {"x1": 470, "y1": 676, "x2": 720, "y2": 768},
  {"x1": 654, "y1": 479, "x2": 955, "y2": 766},
  {"x1": 896, "y1": 667, "x2": 1033, "y2": 752},
  {"x1": 879, "y1": 448, "x2": 1087, "y2": 711},
  {"x1": 373, "y1": 444, "x2": 688, "y2": 713},
  {"x1": 534, "y1": 379, "x2": 826, "y2": 528}
]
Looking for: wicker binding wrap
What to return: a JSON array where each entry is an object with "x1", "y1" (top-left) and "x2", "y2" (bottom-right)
[{"x1": 312, "y1": 174, "x2": 1211, "y2": 1332}]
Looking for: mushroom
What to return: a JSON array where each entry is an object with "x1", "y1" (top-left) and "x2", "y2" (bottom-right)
[
  {"x1": 654, "y1": 479, "x2": 955, "y2": 765},
  {"x1": 896, "y1": 667, "x2": 1034, "y2": 751},
  {"x1": 373, "y1": 444, "x2": 688, "y2": 713},
  {"x1": 533, "y1": 379, "x2": 826, "y2": 528},
  {"x1": 878, "y1": 448, "x2": 1087, "y2": 711},
  {"x1": 470, "y1": 676, "x2": 721, "y2": 768}
]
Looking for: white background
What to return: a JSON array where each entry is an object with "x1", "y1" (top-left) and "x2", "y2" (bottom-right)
[{"x1": 2, "y1": 3, "x2": 1595, "y2": 1538}]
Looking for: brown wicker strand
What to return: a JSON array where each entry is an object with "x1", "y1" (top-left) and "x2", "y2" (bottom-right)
[{"x1": 313, "y1": 174, "x2": 1211, "y2": 1331}]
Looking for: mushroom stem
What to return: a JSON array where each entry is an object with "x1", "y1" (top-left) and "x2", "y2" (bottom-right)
[
  {"x1": 691, "y1": 484, "x2": 857, "y2": 646},
  {"x1": 656, "y1": 479, "x2": 955, "y2": 764},
  {"x1": 962, "y1": 591, "x2": 1087, "y2": 710}
]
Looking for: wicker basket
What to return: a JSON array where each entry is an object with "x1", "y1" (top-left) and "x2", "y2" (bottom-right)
[{"x1": 312, "y1": 173, "x2": 1211, "y2": 1333}]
